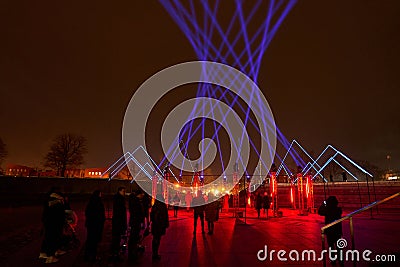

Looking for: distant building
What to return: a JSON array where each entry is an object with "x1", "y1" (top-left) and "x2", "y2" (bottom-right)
[
  {"x1": 85, "y1": 168, "x2": 107, "y2": 178},
  {"x1": 4, "y1": 163, "x2": 133, "y2": 179},
  {"x1": 65, "y1": 169, "x2": 85, "y2": 178},
  {"x1": 6, "y1": 164, "x2": 35, "y2": 177}
]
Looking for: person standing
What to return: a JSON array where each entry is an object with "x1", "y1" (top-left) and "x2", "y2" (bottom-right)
[
  {"x1": 110, "y1": 187, "x2": 127, "y2": 261},
  {"x1": 318, "y1": 196, "x2": 343, "y2": 264},
  {"x1": 204, "y1": 192, "x2": 218, "y2": 235},
  {"x1": 39, "y1": 187, "x2": 66, "y2": 264},
  {"x1": 150, "y1": 193, "x2": 169, "y2": 260},
  {"x1": 128, "y1": 189, "x2": 145, "y2": 261},
  {"x1": 255, "y1": 192, "x2": 263, "y2": 219},
  {"x1": 262, "y1": 192, "x2": 271, "y2": 219},
  {"x1": 84, "y1": 190, "x2": 105, "y2": 262},
  {"x1": 172, "y1": 192, "x2": 180, "y2": 217},
  {"x1": 185, "y1": 191, "x2": 192, "y2": 212},
  {"x1": 141, "y1": 192, "x2": 151, "y2": 229},
  {"x1": 191, "y1": 190, "x2": 206, "y2": 234}
]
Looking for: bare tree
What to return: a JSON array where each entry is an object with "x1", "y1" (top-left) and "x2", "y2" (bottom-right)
[
  {"x1": 44, "y1": 133, "x2": 88, "y2": 177},
  {"x1": 0, "y1": 137, "x2": 7, "y2": 166}
]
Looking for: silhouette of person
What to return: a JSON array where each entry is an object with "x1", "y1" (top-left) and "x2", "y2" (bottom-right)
[
  {"x1": 205, "y1": 192, "x2": 219, "y2": 235},
  {"x1": 318, "y1": 196, "x2": 343, "y2": 265},
  {"x1": 255, "y1": 192, "x2": 263, "y2": 219},
  {"x1": 110, "y1": 187, "x2": 127, "y2": 261},
  {"x1": 84, "y1": 190, "x2": 105, "y2": 262},
  {"x1": 39, "y1": 187, "x2": 66, "y2": 264},
  {"x1": 262, "y1": 192, "x2": 271, "y2": 219},
  {"x1": 141, "y1": 192, "x2": 151, "y2": 229},
  {"x1": 128, "y1": 189, "x2": 145, "y2": 261},
  {"x1": 172, "y1": 192, "x2": 180, "y2": 217},
  {"x1": 150, "y1": 193, "x2": 169, "y2": 260},
  {"x1": 342, "y1": 172, "x2": 347, "y2": 182},
  {"x1": 191, "y1": 190, "x2": 205, "y2": 234}
]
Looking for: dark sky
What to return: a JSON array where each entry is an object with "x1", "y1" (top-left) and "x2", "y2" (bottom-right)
[{"x1": 0, "y1": 0, "x2": 399, "y2": 172}]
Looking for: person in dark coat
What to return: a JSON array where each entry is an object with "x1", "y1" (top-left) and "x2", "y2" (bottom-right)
[
  {"x1": 39, "y1": 187, "x2": 66, "y2": 264},
  {"x1": 255, "y1": 192, "x2": 263, "y2": 219},
  {"x1": 141, "y1": 192, "x2": 151, "y2": 228},
  {"x1": 150, "y1": 194, "x2": 169, "y2": 260},
  {"x1": 84, "y1": 190, "x2": 105, "y2": 262},
  {"x1": 172, "y1": 192, "x2": 180, "y2": 217},
  {"x1": 110, "y1": 187, "x2": 127, "y2": 261},
  {"x1": 128, "y1": 189, "x2": 145, "y2": 261},
  {"x1": 191, "y1": 190, "x2": 206, "y2": 234},
  {"x1": 262, "y1": 192, "x2": 271, "y2": 219},
  {"x1": 204, "y1": 192, "x2": 218, "y2": 235},
  {"x1": 318, "y1": 196, "x2": 343, "y2": 264}
]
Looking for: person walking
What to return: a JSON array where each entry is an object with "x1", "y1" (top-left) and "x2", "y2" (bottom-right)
[
  {"x1": 84, "y1": 190, "x2": 105, "y2": 262},
  {"x1": 150, "y1": 193, "x2": 169, "y2": 260},
  {"x1": 39, "y1": 187, "x2": 66, "y2": 264},
  {"x1": 128, "y1": 189, "x2": 145, "y2": 261},
  {"x1": 255, "y1": 192, "x2": 263, "y2": 219},
  {"x1": 191, "y1": 190, "x2": 205, "y2": 234},
  {"x1": 110, "y1": 187, "x2": 127, "y2": 262},
  {"x1": 172, "y1": 192, "x2": 180, "y2": 217},
  {"x1": 204, "y1": 192, "x2": 218, "y2": 235}
]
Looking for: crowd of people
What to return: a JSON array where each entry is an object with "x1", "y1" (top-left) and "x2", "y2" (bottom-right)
[
  {"x1": 38, "y1": 186, "x2": 222, "y2": 264},
  {"x1": 38, "y1": 186, "x2": 343, "y2": 265}
]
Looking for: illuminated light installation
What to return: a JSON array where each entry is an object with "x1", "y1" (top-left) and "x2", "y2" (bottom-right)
[
  {"x1": 192, "y1": 169, "x2": 200, "y2": 196},
  {"x1": 152, "y1": 171, "x2": 158, "y2": 205},
  {"x1": 269, "y1": 171, "x2": 278, "y2": 216},
  {"x1": 290, "y1": 182, "x2": 296, "y2": 209},
  {"x1": 297, "y1": 172, "x2": 306, "y2": 216},
  {"x1": 102, "y1": 148, "x2": 159, "y2": 181},
  {"x1": 159, "y1": 0, "x2": 303, "y2": 186},
  {"x1": 163, "y1": 164, "x2": 171, "y2": 206},
  {"x1": 278, "y1": 141, "x2": 373, "y2": 183},
  {"x1": 305, "y1": 174, "x2": 314, "y2": 211},
  {"x1": 232, "y1": 163, "x2": 240, "y2": 216},
  {"x1": 277, "y1": 140, "x2": 326, "y2": 181},
  {"x1": 303, "y1": 145, "x2": 373, "y2": 180}
]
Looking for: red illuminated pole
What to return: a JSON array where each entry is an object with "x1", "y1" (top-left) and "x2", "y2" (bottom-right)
[
  {"x1": 233, "y1": 163, "x2": 239, "y2": 217},
  {"x1": 163, "y1": 169, "x2": 169, "y2": 206},
  {"x1": 308, "y1": 175, "x2": 314, "y2": 211},
  {"x1": 270, "y1": 172, "x2": 277, "y2": 217},
  {"x1": 152, "y1": 171, "x2": 157, "y2": 205},
  {"x1": 297, "y1": 173, "x2": 305, "y2": 215}
]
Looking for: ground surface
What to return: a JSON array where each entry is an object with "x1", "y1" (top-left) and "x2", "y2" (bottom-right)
[{"x1": 0, "y1": 201, "x2": 399, "y2": 267}]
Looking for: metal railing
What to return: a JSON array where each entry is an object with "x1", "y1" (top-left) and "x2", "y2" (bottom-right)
[{"x1": 321, "y1": 191, "x2": 400, "y2": 267}]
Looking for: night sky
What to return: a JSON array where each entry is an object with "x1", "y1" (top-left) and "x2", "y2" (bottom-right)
[{"x1": 1, "y1": 1, "x2": 399, "y2": 172}]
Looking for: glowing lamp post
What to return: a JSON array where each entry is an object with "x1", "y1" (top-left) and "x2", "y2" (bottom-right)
[
  {"x1": 306, "y1": 174, "x2": 314, "y2": 212},
  {"x1": 270, "y1": 172, "x2": 278, "y2": 217},
  {"x1": 297, "y1": 173, "x2": 307, "y2": 216},
  {"x1": 152, "y1": 170, "x2": 157, "y2": 205}
]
